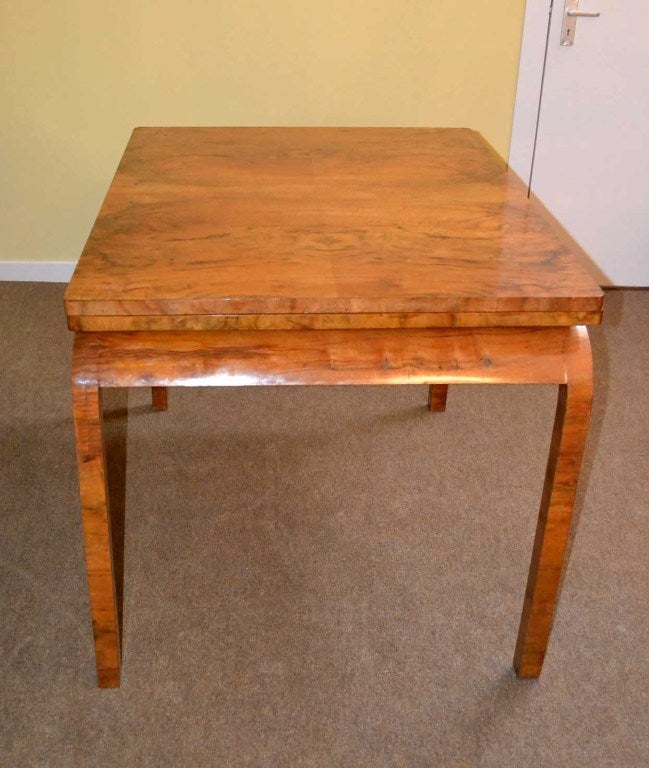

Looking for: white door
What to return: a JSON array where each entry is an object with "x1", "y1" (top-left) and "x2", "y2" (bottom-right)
[{"x1": 510, "y1": 0, "x2": 649, "y2": 286}]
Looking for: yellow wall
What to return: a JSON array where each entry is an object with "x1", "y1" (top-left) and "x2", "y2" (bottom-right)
[{"x1": 1, "y1": 1, "x2": 525, "y2": 264}]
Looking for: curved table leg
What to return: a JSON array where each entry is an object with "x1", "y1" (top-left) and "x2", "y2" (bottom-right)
[
  {"x1": 513, "y1": 330, "x2": 593, "y2": 678},
  {"x1": 70, "y1": 326, "x2": 594, "y2": 685}
]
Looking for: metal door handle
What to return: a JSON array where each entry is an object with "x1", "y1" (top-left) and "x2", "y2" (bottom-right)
[
  {"x1": 561, "y1": 0, "x2": 601, "y2": 46},
  {"x1": 567, "y1": 9, "x2": 601, "y2": 17}
]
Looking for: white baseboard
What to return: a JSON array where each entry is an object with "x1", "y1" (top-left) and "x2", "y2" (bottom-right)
[{"x1": 0, "y1": 261, "x2": 77, "y2": 282}]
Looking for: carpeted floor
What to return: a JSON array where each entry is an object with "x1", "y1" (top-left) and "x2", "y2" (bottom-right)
[{"x1": 1, "y1": 283, "x2": 647, "y2": 767}]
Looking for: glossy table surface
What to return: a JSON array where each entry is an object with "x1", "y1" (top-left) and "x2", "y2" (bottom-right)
[{"x1": 65, "y1": 128, "x2": 603, "y2": 330}]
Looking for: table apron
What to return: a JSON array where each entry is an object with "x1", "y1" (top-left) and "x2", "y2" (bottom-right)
[{"x1": 72, "y1": 326, "x2": 590, "y2": 389}]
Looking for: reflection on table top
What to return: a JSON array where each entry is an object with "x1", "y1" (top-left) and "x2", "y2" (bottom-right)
[{"x1": 65, "y1": 127, "x2": 603, "y2": 329}]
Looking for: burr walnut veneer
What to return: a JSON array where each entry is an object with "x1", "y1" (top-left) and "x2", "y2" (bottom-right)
[{"x1": 65, "y1": 128, "x2": 603, "y2": 688}]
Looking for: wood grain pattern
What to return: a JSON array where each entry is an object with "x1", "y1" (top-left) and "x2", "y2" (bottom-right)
[
  {"x1": 70, "y1": 323, "x2": 594, "y2": 684},
  {"x1": 513, "y1": 329, "x2": 593, "y2": 677},
  {"x1": 64, "y1": 128, "x2": 603, "y2": 330},
  {"x1": 71, "y1": 327, "x2": 587, "y2": 389},
  {"x1": 67, "y1": 127, "x2": 600, "y2": 685},
  {"x1": 71, "y1": 339, "x2": 120, "y2": 688},
  {"x1": 67, "y1": 310, "x2": 603, "y2": 333}
]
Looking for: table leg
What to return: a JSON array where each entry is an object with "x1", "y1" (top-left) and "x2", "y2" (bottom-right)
[
  {"x1": 72, "y1": 382, "x2": 121, "y2": 687},
  {"x1": 428, "y1": 384, "x2": 448, "y2": 412},
  {"x1": 71, "y1": 326, "x2": 593, "y2": 684},
  {"x1": 513, "y1": 360, "x2": 593, "y2": 677},
  {"x1": 151, "y1": 386, "x2": 168, "y2": 411}
]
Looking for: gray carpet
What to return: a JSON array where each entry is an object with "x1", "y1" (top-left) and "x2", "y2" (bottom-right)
[{"x1": 1, "y1": 283, "x2": 648, "y2": 767}]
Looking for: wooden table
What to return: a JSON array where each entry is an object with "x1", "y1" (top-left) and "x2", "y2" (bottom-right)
[{"x1": 65, "y1": 128, "x2": 603, "y2": 688}]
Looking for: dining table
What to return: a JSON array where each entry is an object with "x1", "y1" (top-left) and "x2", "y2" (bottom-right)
[{"x1": 65, "y1": 127, "x2": 604, "y2": 687}]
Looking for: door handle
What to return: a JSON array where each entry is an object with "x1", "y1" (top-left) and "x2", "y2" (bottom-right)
[
  {"x1": 561, "y1": 0, "x2": 601, "y2": 46},
  {"x1": 567, "y1": 9, "x2": 601, "y2": 17}
]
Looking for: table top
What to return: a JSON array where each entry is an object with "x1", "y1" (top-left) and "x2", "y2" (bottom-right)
[{"x1": 65, "y1": 127, "x2": 603, "y2": 331}]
